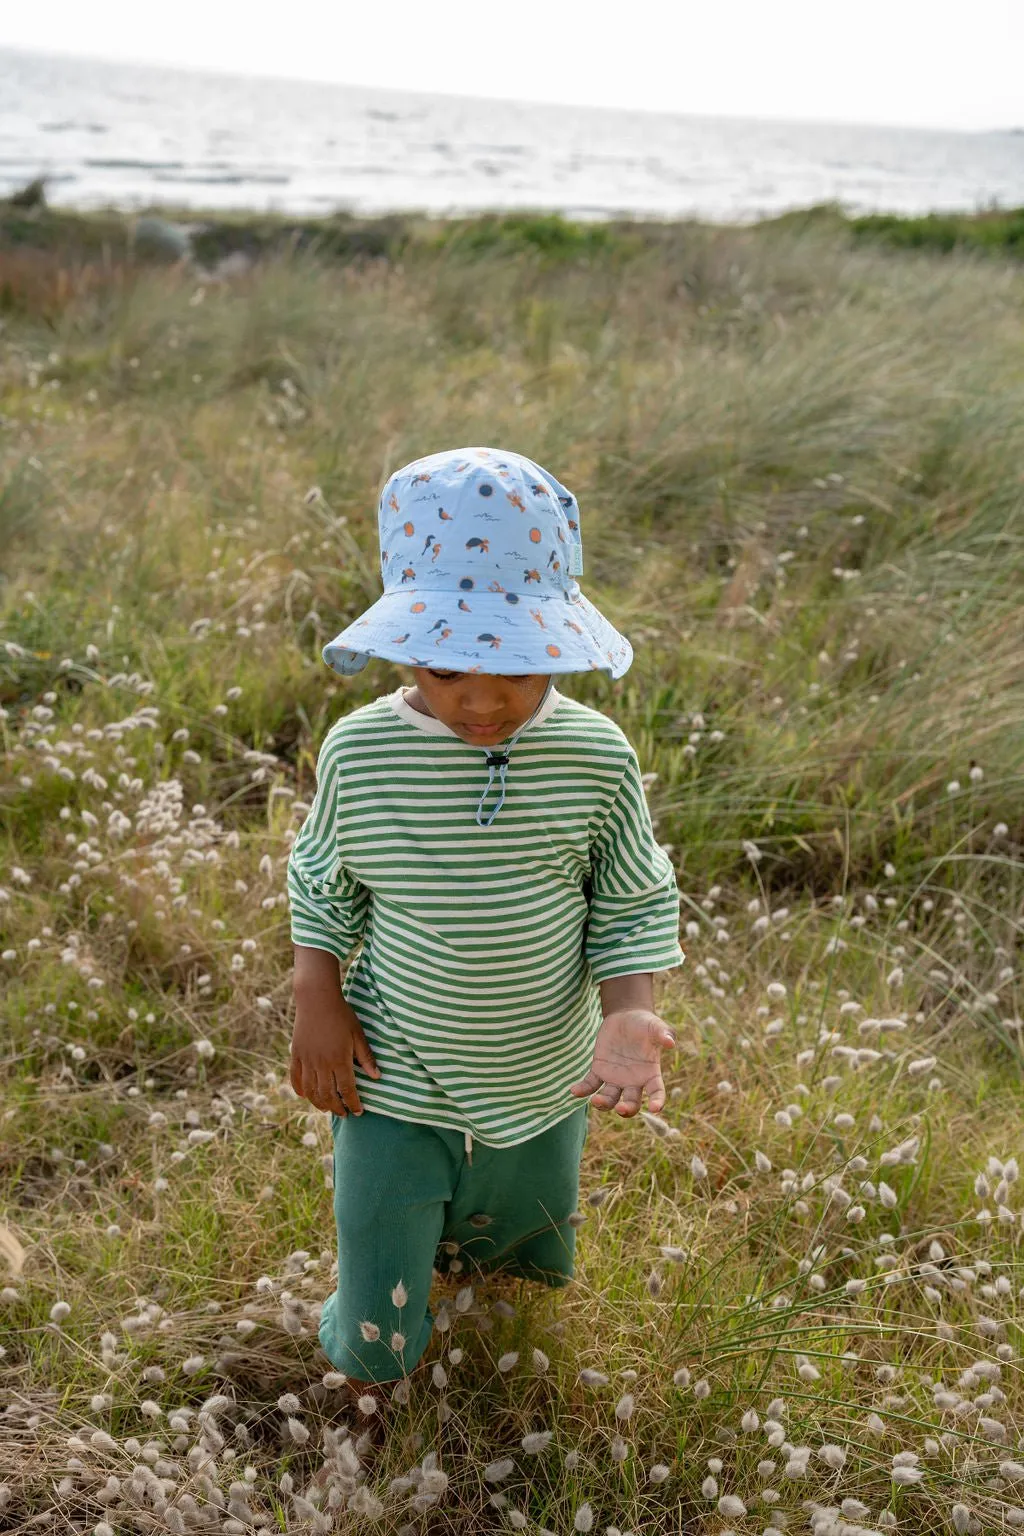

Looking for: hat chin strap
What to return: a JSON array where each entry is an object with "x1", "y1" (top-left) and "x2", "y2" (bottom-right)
[{"x1": 474, "y1": 677, "x2": 554, "y2": 828}]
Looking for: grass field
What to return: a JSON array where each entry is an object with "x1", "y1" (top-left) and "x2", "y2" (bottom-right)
[{"x1": 1, "y1": 205, "x2": 1023, "y2": 1535}]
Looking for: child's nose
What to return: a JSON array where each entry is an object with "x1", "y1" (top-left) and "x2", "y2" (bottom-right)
[{"x1": 456, "y1": 685, "x2": 503, "y2": 716}]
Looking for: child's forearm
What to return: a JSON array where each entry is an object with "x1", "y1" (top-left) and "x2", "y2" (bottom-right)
[
  {"x1": 293, "y1": 943, "x2": 347, "y2": 1006},
  {"x1": 599, "y1": 972, "x2": 654, "y2": 1016}
]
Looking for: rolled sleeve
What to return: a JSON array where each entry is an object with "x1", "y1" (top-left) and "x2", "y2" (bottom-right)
[
  {"x1": 584, "y1": 749, "x2": 685, "y2": 983},
  {"x1": 287, "y1": 740, "x2": 369, "y2": 965}
]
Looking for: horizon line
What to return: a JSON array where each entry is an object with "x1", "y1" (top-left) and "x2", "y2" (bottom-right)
[{"x1": 2, "y1": 40, "x2": 1017, "y2": 139}]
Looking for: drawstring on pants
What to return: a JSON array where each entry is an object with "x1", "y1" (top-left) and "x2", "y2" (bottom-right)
[{"x1": 464, "y1": 1129, "x2": 474, "y2": 1166}]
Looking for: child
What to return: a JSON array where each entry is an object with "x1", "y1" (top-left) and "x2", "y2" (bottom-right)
[{"x1": 287, "y1": 445, "x2": 684, "y2": 1396}]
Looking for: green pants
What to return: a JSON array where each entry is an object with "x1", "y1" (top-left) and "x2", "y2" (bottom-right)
[{"x1": 319, "y1": 1105, "x2": 590, "y2": 1383}]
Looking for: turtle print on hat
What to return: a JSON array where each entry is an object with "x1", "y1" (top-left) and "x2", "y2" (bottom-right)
[{"x1": 321, "y1": 445, "x2": 632, "y2": 678}]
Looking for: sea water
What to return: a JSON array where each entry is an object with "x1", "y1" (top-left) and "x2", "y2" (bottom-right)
[{"x1": 2, "y1": 45, "x2": 1022, "y2": 222}]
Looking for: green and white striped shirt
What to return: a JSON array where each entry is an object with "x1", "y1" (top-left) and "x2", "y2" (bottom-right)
[{"x1": 287, "y1": 685, "x2": 684, "y2": 1146}]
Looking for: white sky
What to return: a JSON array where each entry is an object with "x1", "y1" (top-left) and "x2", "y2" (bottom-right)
[{"x1": 4, "y1": 0, "x2": 1023, "y2": 132}]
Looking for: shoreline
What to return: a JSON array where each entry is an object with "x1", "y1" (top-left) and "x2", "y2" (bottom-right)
[{"x1": 3, "y1": 191, "x2": 1024, "y2": 272}]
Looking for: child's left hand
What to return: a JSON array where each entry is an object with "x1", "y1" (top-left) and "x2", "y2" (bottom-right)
[{"x1": 569, "y1": 1008, "x2": 675, "y2": 1117}]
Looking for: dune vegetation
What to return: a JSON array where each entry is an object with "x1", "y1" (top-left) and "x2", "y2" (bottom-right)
[{"x1": 1, "y1": 206, "x2": 1023, "y2": 1535}]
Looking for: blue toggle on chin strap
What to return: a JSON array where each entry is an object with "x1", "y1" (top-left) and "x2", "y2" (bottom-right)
[
  {"x1": 474, "y1": 677, "x2": 554, "y2": 829},
  {"x1": 475, "y1": 751, "x2": 510, "y2": 828}
]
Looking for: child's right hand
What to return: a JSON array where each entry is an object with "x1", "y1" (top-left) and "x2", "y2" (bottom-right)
[{"x1": 290, "y1": 990, "x2": 381, "y2": 1116}]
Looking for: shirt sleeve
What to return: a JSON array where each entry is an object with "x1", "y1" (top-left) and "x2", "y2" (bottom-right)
[
  {"x1": 286, "y1": 738, "x2": 370, "y2": 965},
  {"x1": 584, "y1": 747, "x2": 685, "y2": 983}
]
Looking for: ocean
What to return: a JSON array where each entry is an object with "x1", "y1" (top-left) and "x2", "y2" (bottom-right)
[{"x1": 2, "y1": 45, "x2": 1022, "y2": 223}]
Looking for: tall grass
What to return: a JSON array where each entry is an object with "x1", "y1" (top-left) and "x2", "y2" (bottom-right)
[{"x1": 1, "y1": 214, "x2": 1022, "y2": 1535}]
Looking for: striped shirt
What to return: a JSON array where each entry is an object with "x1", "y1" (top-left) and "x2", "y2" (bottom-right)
[{"x1": 287, "y1": 685, "x2": 684, "y2": 1146}]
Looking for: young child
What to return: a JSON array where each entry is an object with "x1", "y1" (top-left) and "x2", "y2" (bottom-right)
[{"x1": 287, "y1": 444, "x2": 684, "y2": 1397}]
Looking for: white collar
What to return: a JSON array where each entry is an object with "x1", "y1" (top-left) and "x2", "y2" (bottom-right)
[{"x1": 386, "y1": 684, "x2": 564, "y2": 738}]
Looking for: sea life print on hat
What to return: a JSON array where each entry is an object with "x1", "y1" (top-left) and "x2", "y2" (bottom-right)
[{"x1": 322, "y1": 445, "x2": 633, "y2": 679}]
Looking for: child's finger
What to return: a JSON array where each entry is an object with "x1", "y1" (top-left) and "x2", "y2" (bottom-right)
[
  {"x1": 295, "y1": 1056, "x2": 320, "y2": 1107},
  {"x1": 591, "y1": 1084, "x2": 623, "y2": 1110},
  {"x1": 646, "y1": 1073, "x2": 667, "y2": 1114},
  {"x1": 352, "y1": 1026, "x2": 381, "y2": 1079},
  {"x1": 309, "y1": 1065, "x2": 339, "y2": 1113},
  {"x1": 332, "y1": 1068, "x2": 364, "y2": 1116},
  {"x1": 646, "y1": 1017, "x2": 675, "y2": 1049},
  {"x1": 615, "y1": 1085, "x2": 644, "y2": 1117},
  {"x1": 569, "y1": 1069, "x2": 603, "y2": 1098}
]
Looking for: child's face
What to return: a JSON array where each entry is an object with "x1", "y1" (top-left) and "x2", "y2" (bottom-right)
[{"x1": 407, "y1": 667, "x2": 551, "y2": 746}]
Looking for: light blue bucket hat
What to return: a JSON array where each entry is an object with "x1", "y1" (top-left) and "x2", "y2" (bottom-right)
[{"x1": 322, "y1": 445, "x2": 633, "y2": 680}]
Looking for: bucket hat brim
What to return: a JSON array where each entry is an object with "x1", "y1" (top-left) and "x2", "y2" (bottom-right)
[{"x1": 322, "y1": 584, "x2": 632, "y2": 678}]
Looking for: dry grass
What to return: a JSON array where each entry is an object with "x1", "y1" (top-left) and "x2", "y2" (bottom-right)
[{"x1": 1, "y1": 215, "x2": 1022, "y2": 1535}]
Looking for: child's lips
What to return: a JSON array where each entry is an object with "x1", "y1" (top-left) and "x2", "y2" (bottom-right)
[{"x1": 459, "y1": 721, "x2": 508, "y2": 737}]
